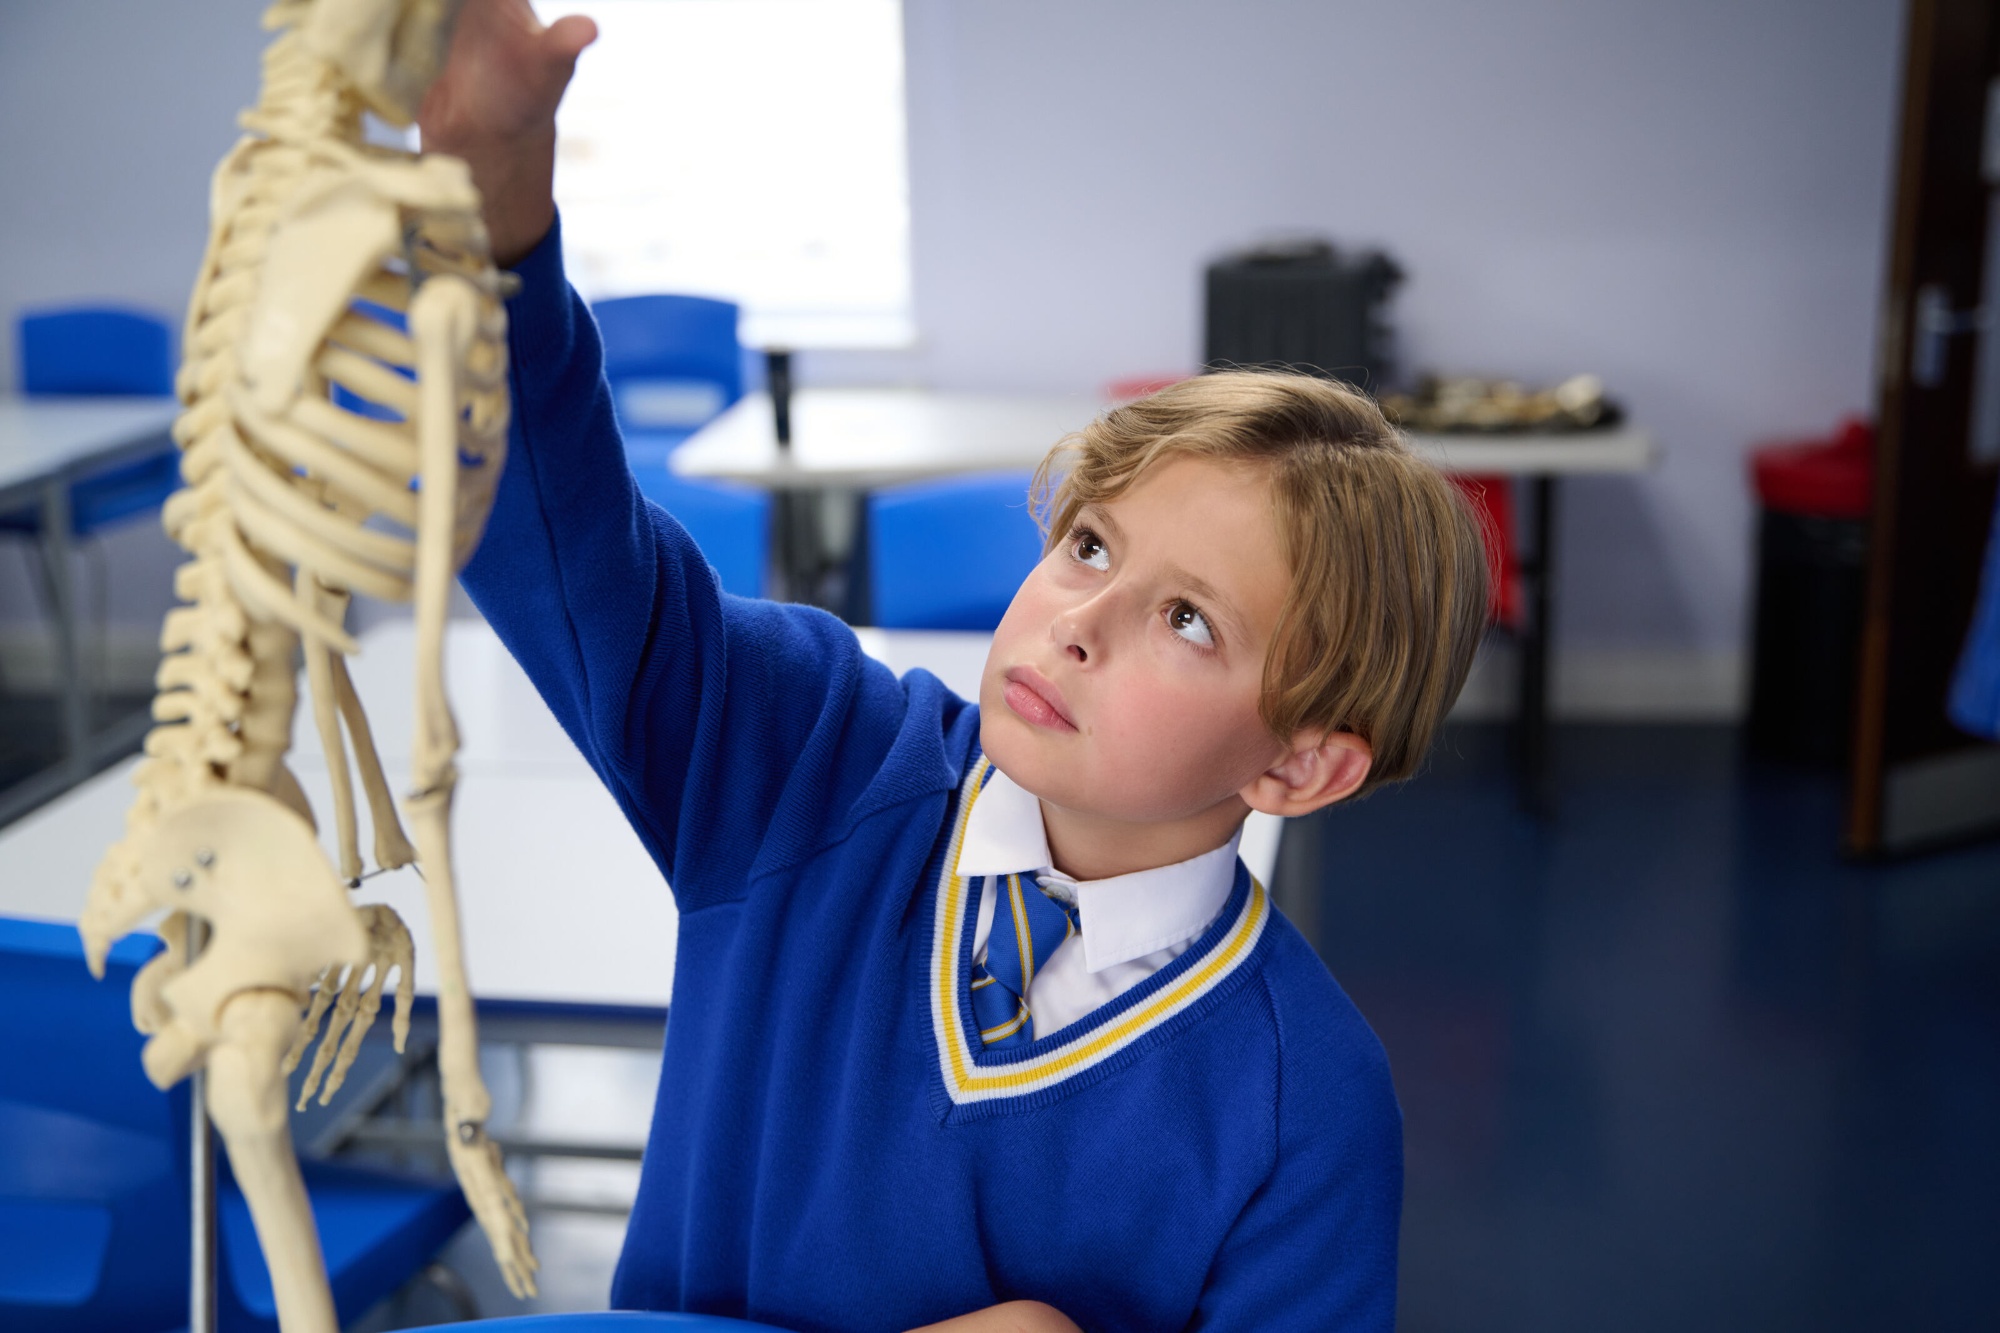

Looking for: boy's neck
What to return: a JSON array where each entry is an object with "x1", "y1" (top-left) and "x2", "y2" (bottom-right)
[{"x1": 1036, "y1": 794, "x2": 1249, "y2": 882}]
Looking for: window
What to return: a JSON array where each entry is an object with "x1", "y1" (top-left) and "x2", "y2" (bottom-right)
[{"x1": 532, "y1": 0, "x2": 914, "y2": 350}]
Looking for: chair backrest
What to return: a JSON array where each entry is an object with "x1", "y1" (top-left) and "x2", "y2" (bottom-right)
[
  {"x1": 18, "y1": 305, "x2": 176, "y2": 397},
  {"x1": 593, "y1": 295, "x2": 744, "y2": 433},
  {"x1": 0, "y1": 916, "x2": 187, "y2": 1332},
  {"x1": 866, "y1": 472, "x2": 1044, "y2": 631}
]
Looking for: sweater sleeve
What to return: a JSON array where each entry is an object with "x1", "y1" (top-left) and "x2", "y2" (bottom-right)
[
  {"x1": 460, "y1": 219, "x2": 929, "y2": 909},
  {"x1": 1190, "y1": 979, "x2": 1404, "y2": 1332}
]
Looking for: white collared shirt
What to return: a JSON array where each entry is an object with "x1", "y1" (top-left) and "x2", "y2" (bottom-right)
[{"x1": 955, "y1": 765, "x2": 1242, "y2": 1040}]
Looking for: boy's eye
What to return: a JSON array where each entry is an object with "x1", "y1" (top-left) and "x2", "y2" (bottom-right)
[
  {"x1": 1070, "y1": 530, "x2": 1110, "y2": 571},
  {"x1": 1168, "y1": 601, "x2": 1214, "y2": 648}
]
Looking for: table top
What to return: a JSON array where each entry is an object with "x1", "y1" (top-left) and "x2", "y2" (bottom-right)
[
  {"x1": 1403, "y1": 424, "x2": 1655, "y2": 475},
  {"x1": 0, "y1": 620, "x2": 1283, "y2": 1009},
  {"x1": 0, "y1": 395, "x2": 180, "y2": 499},
  {"x1": 671, "y1": 389, "x2": 1101, "y2": 489},
  {"x1": 670, "y1": 387, "x2": 1655, "y2": 489}
]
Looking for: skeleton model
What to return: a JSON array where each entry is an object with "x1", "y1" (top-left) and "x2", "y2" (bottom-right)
[{"x1": 76, "y1": 1, "x2": 535, "y2": 1327}]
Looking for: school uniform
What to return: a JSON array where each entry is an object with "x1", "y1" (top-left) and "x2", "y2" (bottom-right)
[{"x1": 460, "y1": 217, "x2": 1403, "y2": 1333}]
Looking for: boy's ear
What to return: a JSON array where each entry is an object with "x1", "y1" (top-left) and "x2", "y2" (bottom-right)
[{"x1": 1240, "y1": 730, "x2": 1372, "y2": 818}]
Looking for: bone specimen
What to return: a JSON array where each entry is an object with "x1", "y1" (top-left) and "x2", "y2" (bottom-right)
[{"x1": 78, "y1": 2, "x2": 535, "y2": 1327}]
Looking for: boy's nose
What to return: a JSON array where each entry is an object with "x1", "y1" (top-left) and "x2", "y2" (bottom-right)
[{"x1": 1052, "y1": 596, "x2": 1104, "y2": 666}]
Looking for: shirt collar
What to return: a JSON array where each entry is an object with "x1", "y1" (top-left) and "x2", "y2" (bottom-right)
[{"x1": 954, "y1": 764, "x2": 1242, "y2": 973}]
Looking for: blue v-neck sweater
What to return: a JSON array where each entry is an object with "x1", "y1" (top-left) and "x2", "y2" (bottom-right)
[{"x1": 460, "y1": 223, "x2": 1402, "y2": 1333}]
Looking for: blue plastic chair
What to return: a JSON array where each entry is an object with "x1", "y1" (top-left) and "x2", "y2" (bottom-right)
[
  {"x1": 18, "y1": 305, "x2": 175, "y2": 397},
  {"x1": 593, "y1": 296, "x2": 770, "y2": 597},
  {"x1": 593, "y1": 295, "x2": 744, "y2": 435},
  {"x1": 5, "y1": 305, "x2": 181, "y2": 536},
  {"x1": 0, "y1": 917, "x2": 186, "y2": 1331},
  {"x1": 0, "y1": 916, "x2": 471, "y2": 1333},
  {"x1": 866, "y1": 472, "x2": 1045, "y2": 630}
]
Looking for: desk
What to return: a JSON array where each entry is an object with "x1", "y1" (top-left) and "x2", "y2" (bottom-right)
[
  {"x1": 677, "y1": 387, "x2": 1656, "y2": 811},
  {"x1": 0, "y1": 396, "x2": 181, "y2": 822},
  {"x1": 0, "y1": 620, "x2": 1284, "y2": 1010},
  {"x1": 671, "y1": 389, "x2": 1101, "y2": 491}
]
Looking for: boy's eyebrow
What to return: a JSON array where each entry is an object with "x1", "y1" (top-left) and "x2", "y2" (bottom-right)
[
  {"x1": 1077, "y1": 503, "x2": 1124, "y2": 542},
  {"x1": 1163, "y1": 564, "x2": 1243, "y2": 629}
]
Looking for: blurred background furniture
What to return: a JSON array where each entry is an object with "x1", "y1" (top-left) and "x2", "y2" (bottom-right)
[
  {"x1": 863, "y1": 470, "x2": 1043, "y2": 630},
  {"x1": 595, "y1": 294, "x2": 770, "y2": 599},
  {"x1": 0, "y1": 915, "x2": 471, "y2": 1333},
  {"x1": 1746, "y1": 418, "x2": 1874, "y2": 766},
  {"x1": 0, "y1": 306, "x2": 180, "y2": 823},
  {"x1": 676, "y1": 386, "x2": 1653, "y2": 811},
  {"x1": 1203, "y1": 239, "x2": 1403, "y2": 389}
]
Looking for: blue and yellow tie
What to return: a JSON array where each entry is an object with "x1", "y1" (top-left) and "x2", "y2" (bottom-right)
[{"x1": 969, "y1": 873, "x2": 1080, "y2": 1049}]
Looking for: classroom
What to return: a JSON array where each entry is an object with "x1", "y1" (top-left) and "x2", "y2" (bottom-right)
[{"x1": 2, "y1": 2, "x2": 1998, "y2": 1331}]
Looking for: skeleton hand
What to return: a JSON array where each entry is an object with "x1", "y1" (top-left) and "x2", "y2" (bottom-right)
[
  {"x1": 283, "y1": 904, "x2": 415, "y2": 1108},
  {"x1": 448, "y1": 1116, "x2": 538, "y2": 1298}
]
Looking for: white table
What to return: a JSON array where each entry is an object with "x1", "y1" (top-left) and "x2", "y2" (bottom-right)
[
  {"x1": 676, "y1": 386, "x2": 1655, "y2": 812},
  {"x1": 0, "y1": 621, "x2": 1283, "y2": 1013},
  {"x1": 671, "y1": 389, "x2": 1102, "y2": 491},
  {"x1": 674, "y1": 386, "x2": 1653, "y2": 487},
  {"x1": 0, "y1": 396, "x2": 181, "y2": 820}
]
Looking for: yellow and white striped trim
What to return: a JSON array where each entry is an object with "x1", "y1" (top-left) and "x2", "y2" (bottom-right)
[{"x1": 930, "y1": 759, "x2": 1269, "y2": 1106}]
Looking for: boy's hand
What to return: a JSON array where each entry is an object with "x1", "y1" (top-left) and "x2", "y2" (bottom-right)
[
  {"x1": 907, "y1": 1301, "x2": 1082, "y2": 1333},
  {"x1": 418, "y1": 0, "x2": 597, "y2": 267}
]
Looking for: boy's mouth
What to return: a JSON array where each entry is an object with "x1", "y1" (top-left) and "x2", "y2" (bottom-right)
[{"x1": 1002, "y1": 666, "x2": 1077, "y2": 732}]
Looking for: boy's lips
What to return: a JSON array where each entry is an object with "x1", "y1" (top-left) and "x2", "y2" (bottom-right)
[{"x1": 1002, "y1": 666, "x2": 1077, "y2": 732}]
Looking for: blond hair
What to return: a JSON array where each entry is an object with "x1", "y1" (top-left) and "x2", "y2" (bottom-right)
[{"x1": 1031, "y1": 370, "x2": 1489, "y2": 794}]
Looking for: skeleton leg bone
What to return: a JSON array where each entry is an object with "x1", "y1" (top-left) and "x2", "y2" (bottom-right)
[{"x1": 210, "y1": 987, "x2": 338, "y2": 1333}]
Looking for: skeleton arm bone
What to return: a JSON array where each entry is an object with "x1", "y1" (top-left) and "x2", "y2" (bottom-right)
[{"x1": 403, "y1": 271, "x2": 536, "y2": 1297}]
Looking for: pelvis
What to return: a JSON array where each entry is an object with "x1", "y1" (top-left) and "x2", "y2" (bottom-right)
[{"x1": 125, "y1": 787, "x2": 368, "y2": 1089}]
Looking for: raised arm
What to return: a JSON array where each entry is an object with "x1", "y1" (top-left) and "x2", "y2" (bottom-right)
[{"x1": 429, "y1": 2, "x2": 940, "y2": 905}]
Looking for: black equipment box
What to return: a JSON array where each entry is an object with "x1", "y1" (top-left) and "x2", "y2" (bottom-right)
[{"x1": 1203, "y1": 239, "x2": 1403, "y2": 391}]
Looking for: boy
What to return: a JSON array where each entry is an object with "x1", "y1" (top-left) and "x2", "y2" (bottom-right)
[{"x1": 423, "y1": 5, "x2": 1488, "y2": 1329}]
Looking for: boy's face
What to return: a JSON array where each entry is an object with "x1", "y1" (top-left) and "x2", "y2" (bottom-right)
[{"x1": 981, "y1": 454, "x2": 1292, "y2": 826}]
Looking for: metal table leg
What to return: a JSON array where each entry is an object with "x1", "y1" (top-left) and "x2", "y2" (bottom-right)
[
  {"x1": 1517, "y1": 475, "x2": 1558, "y2": 816},
  {"x1": 37, "y1": 475, "x2": 88, "y2": 782}
]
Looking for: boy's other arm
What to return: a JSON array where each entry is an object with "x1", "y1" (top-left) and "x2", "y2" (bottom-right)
[
  {"x1": 907, "y1": 1301, "x2": 1081, "y2": 1333},
  {"x1": 1194, "y1": 1026, "x2": 1404, "y2": 1332}
]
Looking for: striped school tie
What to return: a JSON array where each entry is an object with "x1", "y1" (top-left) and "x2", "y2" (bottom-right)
[{"x1": 969, "y1": 873, "x2": 1080, "y2": 1049}]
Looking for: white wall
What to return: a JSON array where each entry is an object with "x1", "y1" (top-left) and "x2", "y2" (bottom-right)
[{"x1": 0, "y1": 0, "x2": 1907, "y2": 715}]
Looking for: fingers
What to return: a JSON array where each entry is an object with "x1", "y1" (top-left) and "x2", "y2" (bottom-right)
[
  {"x1": 283, "y1": 963, "x2": 337, "y2": 1076},
  {"x1": 545, "y1": 13, "x2": 598, "y2": 63},
  {"x1": 445, "y1": 1128, "x2": 538, "y2": 1299},
  {"x1": 321, "y1": 959, "x2": 391, "y2": 1100},
  {"x1": 296, "y1": 962, "x2": 366, "y2": 1107}
]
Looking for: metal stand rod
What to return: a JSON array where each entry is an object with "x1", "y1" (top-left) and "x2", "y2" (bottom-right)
[
  {"x1": 189, "y1": 916, "x2": 217, "y2": 1333},
  {"x1": 1517, "y1": 475, "x2": 1557, "y2": 817}
]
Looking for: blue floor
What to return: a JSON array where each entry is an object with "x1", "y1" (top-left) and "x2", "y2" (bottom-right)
[{"x1": 1304, "y1": 724, "x2": 2000, "y2": 1332}]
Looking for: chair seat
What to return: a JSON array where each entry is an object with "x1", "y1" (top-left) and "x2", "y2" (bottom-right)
[
  {"x1": 219, "y1": 1155, "x2": 471, "y2": 1330},
  {"x1": 0, "y1": 1198, "x2": 114, "y2": 1307}
]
